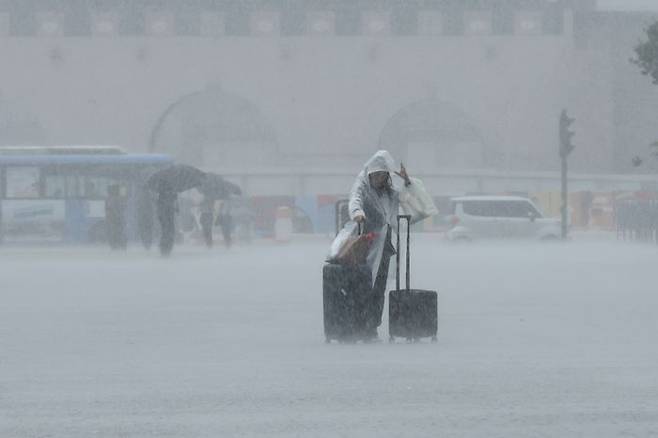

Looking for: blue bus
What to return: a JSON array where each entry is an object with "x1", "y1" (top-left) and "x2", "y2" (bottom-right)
[{"x1": 0, "y1": 146, "x2": 172, "y2": 244}]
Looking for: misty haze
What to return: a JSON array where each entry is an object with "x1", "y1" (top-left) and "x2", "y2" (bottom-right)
[{"x1": 2, "y1": 1, "x2": 658, "y2": 437}]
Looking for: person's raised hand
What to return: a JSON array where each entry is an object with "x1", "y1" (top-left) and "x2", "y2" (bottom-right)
[
  {"x1": 394, "y1": 162, "x2": 411, "y2": 186},
  {"x1": 354, "y1": 213, "x2": 366, "y2": 223}
]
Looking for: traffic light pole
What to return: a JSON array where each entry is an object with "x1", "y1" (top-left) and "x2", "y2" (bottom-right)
[{"x1": 561, "y1": 155, "x2": 568, "y2": 240}]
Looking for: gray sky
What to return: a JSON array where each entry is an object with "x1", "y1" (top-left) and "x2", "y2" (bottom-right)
[{"x1": 598, "y1": 0, "x2": 658, "y2": 11}]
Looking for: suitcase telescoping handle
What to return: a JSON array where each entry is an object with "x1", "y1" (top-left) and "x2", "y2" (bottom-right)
[{"x1": 396, "y1": 214, "x2": 412, "y2": 292}]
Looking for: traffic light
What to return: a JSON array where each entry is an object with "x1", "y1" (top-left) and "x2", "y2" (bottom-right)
[{"x1": 559, "y1": 109, "x2": 575, "y2": 158}]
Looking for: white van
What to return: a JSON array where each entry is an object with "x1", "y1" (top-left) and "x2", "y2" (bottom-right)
[{"x1": 446, "y1": 196, "x2": 561, "y2": 241}]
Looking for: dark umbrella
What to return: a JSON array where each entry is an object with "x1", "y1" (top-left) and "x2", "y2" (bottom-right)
[
  {"x1": 146, "y1": 164, "x2": 207, "y2": 193},
  {"x1": 200, "y1": 173, "x2": 242, "y2": 200}
]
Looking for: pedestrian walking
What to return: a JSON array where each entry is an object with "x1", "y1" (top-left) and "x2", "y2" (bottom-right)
[
  {"x1": 157, "y1": 185, "x2": 178, "y2": 256},
  {"x1": 105, "y1": 184, "x2": 127, "y2": 250}
]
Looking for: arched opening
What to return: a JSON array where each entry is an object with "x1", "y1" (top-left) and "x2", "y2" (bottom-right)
[
  {"x1": 378, "y1": 100, "x2": 492, "y2": 171},
  {"x1": 149, "y1": 87, "x2": 278, "y2": 169}
]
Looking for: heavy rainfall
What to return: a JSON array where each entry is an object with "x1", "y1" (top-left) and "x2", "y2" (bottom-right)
[{"x1": 1, "y1": 0, "x2": 658, "y2": 436}]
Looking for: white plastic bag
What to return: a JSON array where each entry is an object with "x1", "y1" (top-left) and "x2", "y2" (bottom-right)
[
  {"x1": 400, "y1": 177, "x2": 439, "y2": 223},
  {"x1": 327, "y1": 221, "x2": 359, "y2": 262},
  {"x1": 327, "y1": 220, "x2": 387, "y2": 287}
]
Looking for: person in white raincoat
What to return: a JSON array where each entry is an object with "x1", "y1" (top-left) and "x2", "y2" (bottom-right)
[{"x1": 348, "y1": 150, "x2": 414, "y2": 340}]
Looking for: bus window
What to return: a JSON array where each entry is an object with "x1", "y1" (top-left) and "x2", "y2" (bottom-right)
[
  {"x1": 44, "y1": 174, "x2": 67, "y2": 198},
  {"x1": 5, "y1": 167, "x2": 40, "y2": 198}
]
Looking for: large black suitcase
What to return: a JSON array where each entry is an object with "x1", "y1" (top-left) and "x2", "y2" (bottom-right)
[
  {"x1": 323, "y1": 262, "x2": 371, "y2": 343},
  {"x1": 389, "y1": 215, "x2": 438, "y2": 343}
]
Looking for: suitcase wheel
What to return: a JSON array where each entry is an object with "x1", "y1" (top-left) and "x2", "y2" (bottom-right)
[
  {"x1": 388, "y1": 336, "x2": 395, "y2": 344},
  {"x1": 431, "y1": 336, "x2": 438, "y2": 343}
]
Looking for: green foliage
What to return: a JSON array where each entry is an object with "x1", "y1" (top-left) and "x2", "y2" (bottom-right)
[{"x1": 633, "y1": 21, "x2": 658, "y2": 84}]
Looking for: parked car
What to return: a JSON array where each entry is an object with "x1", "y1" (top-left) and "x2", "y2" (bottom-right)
[{"x1": 446, "y1": 196, "x2": 560, "y2": 241}]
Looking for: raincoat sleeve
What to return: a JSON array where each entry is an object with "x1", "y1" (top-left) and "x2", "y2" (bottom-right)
[{"x1": 348, "y1": 170, "x2": 367, "y2": 220}]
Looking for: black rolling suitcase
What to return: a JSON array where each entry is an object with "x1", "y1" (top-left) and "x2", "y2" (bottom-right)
[
  {"x1": 323, "y1": 262, "x2": 371, "y2": 342},
  {"x1": 389, "y1": 215, "x2": 438, "y2": 343}
]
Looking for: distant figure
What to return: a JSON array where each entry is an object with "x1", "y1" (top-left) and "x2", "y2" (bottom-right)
[
  {"x1": 156, "y1": 185, "x2": 178, "y2": 256},
  {"x1": 105, "y1": 184, "x2": 127, "y2": 250},
  {"x1": 216, "y1": 200, "x2": 233, "y2": 248},
  {"x1": 200, "y1": 196, "x2": 215, "y2": 248},
  {"x1": 137, "y1": 188, "x2": 155, "y2": 250}
]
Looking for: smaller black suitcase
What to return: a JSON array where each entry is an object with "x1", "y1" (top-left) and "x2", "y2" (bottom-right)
[{"x1": 389, "y1": 215, "x2": 438, "y2": 343}]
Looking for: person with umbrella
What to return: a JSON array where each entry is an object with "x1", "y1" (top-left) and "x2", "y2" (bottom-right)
[
  {"x1": 105, "y1": 184, "x2": 127, "y2": 251},
  {"x1": 156, "y1": 183, "x2": 178, "y2": 256},
  {"x1": 136, "y1": 187, "x2": 155, "y2": 250},
  {"x1": 147, "y1": 164, "x2": 206, "y2": 256},
  {"x1": 199, "y1": 195, "x2": 215, "y2": 248}
]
